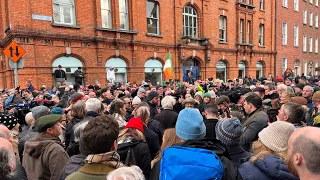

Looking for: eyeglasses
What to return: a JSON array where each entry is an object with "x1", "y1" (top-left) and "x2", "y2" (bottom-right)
[{"x1": 125, "y1": 102, "x2": 132, "y2": 105}]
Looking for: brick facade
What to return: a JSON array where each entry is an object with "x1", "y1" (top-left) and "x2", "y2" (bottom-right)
[{"x1": 0, "y1": 0, "x2": 275, "y2": 89}]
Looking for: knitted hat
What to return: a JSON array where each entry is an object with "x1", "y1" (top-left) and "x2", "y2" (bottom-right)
[
  {"x1": 258, "y1": 121, "x2": 295, "y2": 152},
  {"x1": 35, "y1": 114, "x2": 62, "y2": 133},
  {"x1": 51, "y1": 107, "x2": 64, "y2": 115},
  {"x1": 147, "y1": 91, "x2": 159, "y2": 101},
  {"x1": 156, "y1": 85, "x2": 163, "y2": 90},
  {"x1": 0, "y1": 113, "x2": 18, "y2": 130},
  {"x1": 285, "y1": 77, "x2": 293, "y2": 82},
  {"x1": 291, "y1": 96, "x2": 308, "y2": 105},
  {"x1": 137, "y1": 88, "x2": 146, "y2": 95},
  {"x1": 295, "y1": 83, "x2": 305, "y2": 90},
  {"x1": 31, "y1": 106, "x2": 51, "y2": 120},
  {"x1": 208, "y1": 90, "x2": 216, "y2": 99},
  {"x1": 125, "y1": 118, "x2": 144, "y2": 132},
  {"x1": 132, "y1": 96, "x2": 141, "y2": 105},
  {"x1": 275, "y1": 76, "x2": 284, "y2": 83},
  {"x1": 194, "y1": 91, "x2": 203, "y2": 99},
  {"x1": 70, "y1": 92, "x2": 83, "y2": 103},
  {"x1": 312, "y1": 91, "x2": 320, "y2": 102},
  {"x1": 215, "y1": 95, "x2": 230, "y2": 105},
  {"x1": 176, "y1": 108, "x2": 206, "y2": 140},
  {"x1": 203, "y1": 92, "x2": 212, "y2": 99},
  {"x1": 215, "y1": 117, "x2": 243, "y2": 146}
]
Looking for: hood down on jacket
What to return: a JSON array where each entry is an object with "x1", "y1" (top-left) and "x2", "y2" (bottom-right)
[
  {"x1": 239, "y1": 154, "x2": 299, "y2": 180},
  {"x1": 24, "y1": 134, "x2": 61, "y2": 158}
]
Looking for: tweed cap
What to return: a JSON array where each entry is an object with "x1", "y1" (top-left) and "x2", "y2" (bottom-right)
[
  {"x1": 70, "y1": 92, "x2": 83, "y2": 103},
  {"x1": 215, "y1": 95, "x2": 230, "y2": 105},
  {"x1": 258, "y1": 121, "x2": 295, "y2": 152},
  {"x1": 215, "y1": 117, "x2": 243, "y2": 146},
  {"x1": 31, "y1": 106, "x2": 51, "y2": 120},
  {"x1": 35, "y1": 114, "x2": 62, "y2": 133}
]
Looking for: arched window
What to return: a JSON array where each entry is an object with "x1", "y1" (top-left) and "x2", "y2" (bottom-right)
[
  {"x1": 52, "y1": 56, "x2": 83, "y2": 85},
  {"x1": 144, "y1": 59, "x2": 162, "y2": 85},
  {"x1": 183, "y1": 6, "x2": 198, "y2": 38},
  {"x1": 256, "y1": 62, "x2": 263, "y2": 79},
  {"x1": 106, "y1": 58, "x2": 127, "y2": 83},
  {"x1": 216, "y1": 61, "x2": 227, "y2": 82}
]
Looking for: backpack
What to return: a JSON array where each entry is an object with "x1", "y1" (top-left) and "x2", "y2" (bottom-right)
[
  {"x1": 160, "y1": 146, "x2": 223, "y2": 180},
  {"x1": 117, "y1": 140, "x2": 140, "y2": 166}
]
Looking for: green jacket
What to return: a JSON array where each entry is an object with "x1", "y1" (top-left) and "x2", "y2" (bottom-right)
[{"x1": 66, "y1": 163, "x2": 115, "y2": 180}]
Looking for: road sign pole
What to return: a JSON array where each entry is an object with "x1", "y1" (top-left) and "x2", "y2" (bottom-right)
[{"x1": 14, "y1": 62, "x2": 18, "y2": 88}]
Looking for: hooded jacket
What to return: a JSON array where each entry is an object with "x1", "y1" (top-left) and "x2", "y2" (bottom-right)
[
  {"x1": 22, "y1": 133, "x2": 69, "y2": 180},
  {"x1": 239, "y1": 154, "x2": 299, "y2": 180}
]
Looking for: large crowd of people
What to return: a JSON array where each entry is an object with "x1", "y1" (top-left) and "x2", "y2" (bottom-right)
[{"x1": 0, "y1": 73, "x2": 320, "y2": 180}]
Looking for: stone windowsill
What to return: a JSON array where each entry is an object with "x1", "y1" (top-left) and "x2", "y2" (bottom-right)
[{"x1": 51, "y1": 23, "x2": 81, "y2": 29}]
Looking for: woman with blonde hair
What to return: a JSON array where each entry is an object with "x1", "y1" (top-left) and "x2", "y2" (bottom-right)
[
  {"x1": 117, "y1": 118, "x2": 151, "y2": 178},
  {"x1": 279, "y1": 91, "x2": 295, "y2": 105},
  {"x1": 239, "y1": 121, "x2": 299, "y2": 180}
]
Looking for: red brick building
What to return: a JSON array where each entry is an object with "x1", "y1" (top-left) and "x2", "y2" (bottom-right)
[
  {"x1": 0, "y1": 0, "x2": 275, "y2": 89},
  {"x1": 275, "y1": 0, "x2": 320, "y2": 77}
]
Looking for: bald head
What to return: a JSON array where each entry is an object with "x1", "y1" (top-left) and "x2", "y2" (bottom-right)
[
  {"x1": 0, "y1": 125, "x2": 11, "y2": 140},
  {"x1": 0, "y1": 137, "x2": 13, "y2": 151},
  {"x1": 288, "y1": 127, "x2": 320, "y2": 176}
]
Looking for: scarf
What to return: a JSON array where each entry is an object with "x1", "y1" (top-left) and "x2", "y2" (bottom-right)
[{"x1": 85, "y1": 151, "x2": 124, "y2": 169}]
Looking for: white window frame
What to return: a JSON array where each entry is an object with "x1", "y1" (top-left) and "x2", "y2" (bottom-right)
[
  {"x1": 315, "y1": 38, "x2": 319, "y2": 53},
  {"x1": 282, "y1": 22, "x2": 287, "y2": 45},
  {"x1": 119, "y1": 0, "x2": 129, "y2": 30},
  {"x1": 310, "y1": 37, "x2": 313, "y2": 52},
  {"x1": 303, "y1": 10, "x2": 307, "y2": 24},
  {"x1": 260, "y1": 0, "x2": 264, "y2": 10},
  {"x1": 316, "y1": 15, "x2": 319, "y2": 28},
  {"x1": 101, "y1": 0, "x2": 112, "y2": 28},
  {"x1": 310, "y1": 12, "x2": 313, "y2": 26},
  {"x1": 246, "y1": 21, "x2": 251, "y2": 44},
  {"x1": 303, "y1": 36, "x2": 307, "y2": 52},
  {"x1": 282, "y1": 0, "x2": 288, "y2": 7},
  {"x1": 259, "y1": 24, "x2": 264, "y2": 46},
  {"x1": 52, "y1": 0, "x2": 76, "y2": 25},
  {"x1": 146, "y1": 0, "x2": 160, "y2": 35},
  {"x1": 294, "y1": 25, "x2": 299, "y2": 47},
  {"x1": 316, "y1": 0, "x2": 319, "y2": 7},
  {"x1": 282, "y1": 58, "x2": 287, "y2": 74},
  {"x1": 310, "y1": 0, "x2": 313, "y2": 4},
  {"x1": 219, "y1": 16, "x2": 227, "y2": 42},
  {"x1": 294, "y1": 0, "x2": 299, "y2": 12},
  {"x1": 239, "y1": 19, "x2": 244, "y2": 43},
  {"x1": 183, "y1": 6, "x2": 198, "y2": 38}
]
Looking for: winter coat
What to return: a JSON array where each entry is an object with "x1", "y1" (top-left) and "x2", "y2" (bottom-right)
[
  {"x1": 147, "y1": 102, "x2": 158, "y2": 119},
  {"x1": 74, "y1": 69, "x2": 83, "y2": 84},
  {"x1": 226, "y1": 146, "x2": 252, "y2": 168},
  {"x1": 239, "y1": 154, "x2": 299, "y2": 180},
  {"x1": 143, "y1": 125, "x2": 160, "y2": 159},
  {"x1": 65, "y1": 117, "x2": 82, "y2": 152},
  {"x1": 147, "y1": 119, "x2": 164, "y2": 145},
  {"x1": 6, "y1": 162, "x2": 28, "y2": 180},
  {"x1": 27, "y1": 84, "x2": 35, "y2": 92},
  {"x1": 22, "y1": 133, "x2": 69, "y2": 180},
  {"x1": 204, "y1": 118, "x2": 219, "y2": 139},
  {"x1": 84, "y1": 111, "x2": 100, "y2": 121},
  {"x1": 54, "y1": 69, "x2": 67, "y2": 79},
  {"x1": 18, "y1": 126, "x2": 38, "y2": 163},
  {"x1": 59, "y1": 154, "x2": 86, "y2": 180},
  {"x1": 240, "y1": 108, "x2": 268, "y2": 151},
  {"x1": 154, "y1": 109, "x2": 178, "y2": 130},
  {"x1": 117, "y1": 139, "x2": 152, "y2": 178}
]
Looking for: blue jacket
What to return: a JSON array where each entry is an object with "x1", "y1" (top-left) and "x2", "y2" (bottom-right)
[{"x1": 239, "y1": 154, "x2": 299, "y2": 180}]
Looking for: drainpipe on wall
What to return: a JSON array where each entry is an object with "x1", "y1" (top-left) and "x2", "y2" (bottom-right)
[{"x1": 273, "y1": 0, "x2": 277, "y2": 76}]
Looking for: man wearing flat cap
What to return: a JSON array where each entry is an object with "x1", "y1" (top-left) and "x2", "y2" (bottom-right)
[{"x1": 22, "y1": 114, "x2": 69, "y2": 180}]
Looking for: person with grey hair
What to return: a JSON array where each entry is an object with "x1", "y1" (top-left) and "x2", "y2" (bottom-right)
[
  {"x1": 59, "y1": 120, "x2": 90, "y2": 180},
  {"x1": 302, "y1": 85, "x2": 314, "y2": 112},
  {"x1": 277, "y1": 102, "x2": 306, "y2": 128},
  {"x1": 18, "y1": 112, "x2": 34, "y2": 139},
  {"x1": 107, "y1": 166, "x2": 145, "y2": 180},
  {"x1": 84, "y1": 98, "x2": 101, "y2": 121},
  {"x1": 154, "y1": 96, "x2": 178, "y2": 130}
]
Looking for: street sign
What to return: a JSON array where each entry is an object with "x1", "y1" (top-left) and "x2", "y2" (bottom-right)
[
  {"x1": 9, "y1": 59, "x2": 24, "y2": 69},
  {"x1": 3, "y1": 41, "x2": 26, "y2": 62}
]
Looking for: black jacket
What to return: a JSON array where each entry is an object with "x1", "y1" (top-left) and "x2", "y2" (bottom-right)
[
  {"x1": 59, "y1": 154, "x2": 86, "y2": 180},
  {"x1": 154, "y1": 109, "x2": 178, "y2": 130},
  {"x1": 226, "y1": 146, "x2": 252, "y2": 168},
  {"x1": 74, "y1": 70, "x2": 83, "y2": 84},
  {"x1": 117, "y1": 140, "x2": 151, "y2": 178},
  {"x1": 18, "y1": 126, "x2": 38, "y2": 163},
  {"x1": 54, "y1": 69, "x2": 67, "y2": 79},
  {"x1": 204, "y1": 118, "x2": 219, "y2": 139},
  {"x1": 84, "y1": 111, "x2": 100, "y2": 120},
  {"x1": 147, "y1": 102, "x2": 158, "y2": 119},
  {"x1": 147, "y1": 119, "x2": 164, "y2": 145},
  {"x1": 143, "y1": 125, "x2": 160, "y2": 159},
  {"x1": 65, "y1": 117, "x2": 82, "y2": 152},
  {"x1": 6, "y1": 162, "x2": 28, "y2": 180}
]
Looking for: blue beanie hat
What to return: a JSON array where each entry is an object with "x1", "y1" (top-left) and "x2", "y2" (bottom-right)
[
  {"x1": 215, "y1": 117, "x2": 243, "y2": 146},
  {"x1": 51, "y1": 107, "x2": 64, "y2": 115},
  {"x1": 176, "y1": 108, "x2": 206, "y2": 140}
]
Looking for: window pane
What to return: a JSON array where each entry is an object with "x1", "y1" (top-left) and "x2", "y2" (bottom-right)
[
  {"x1": 147, "y1": 1, "x2": 158, "y2": 18},
  {"x1": 63, "y1": 6, "x2": 72, "y2": 24},
  {"x1": 102, "y1": 10, "x2": 112, "y2": 28},
  {"x1": 53, "y1": 4, "x2": 61, "y2": 23},
  {"x1": 120, "y1": 13, "x2": 128, "y2": 29},
  {"x1": 101, "y1": 0, "x2": 110, "y2": 10},
  {"x1": 119, "y1": 0, "x2": 127, "y2": 13},
  {"x1": 147, "y1": 18, "x2": 158, "y2": 34}
]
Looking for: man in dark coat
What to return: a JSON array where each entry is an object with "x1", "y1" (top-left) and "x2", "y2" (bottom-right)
[
  {"x1": 154, "y1": 96, "x2": 178, "y2": 130},
  {"x1": 54, "y1": 65, "x2": 67, "y2": 83},
  {"x1": 204, "y1": 104, "x2": 220, "y2": 139},
  {"x1": 147, "y1": 91, "x2": 159, "y2": 119},
  {"x1": 74, "y1": 67, "x2": 84, "y2": 85}
]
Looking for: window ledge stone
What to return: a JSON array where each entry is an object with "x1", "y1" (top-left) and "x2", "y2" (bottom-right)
[
  {"x1": 219, "y1": 41, "x2": 229, "y2": 44},
  {"x1": 52, "y1": 23, "x2": 80, "y2": 29},
  {"x1": 258, "y1": 45, "x2": 266, "y2": 48},
  {"x1": 146, "y1": 33, "x2": 163, "y2": 38},
  {"x1": 95, "y1": 26, "x2": 138, "y2": 34}
]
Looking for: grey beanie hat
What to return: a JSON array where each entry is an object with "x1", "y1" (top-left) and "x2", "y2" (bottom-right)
[
  {"x1": 31, "y1": 106, "x2": 51, "y2": 120},
  {"x1": 137, "y1": 88, "x2": 146, "y2": 95},
  {"x1": 215, "y1": 117, "x2": 243, "y2": 146}
]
